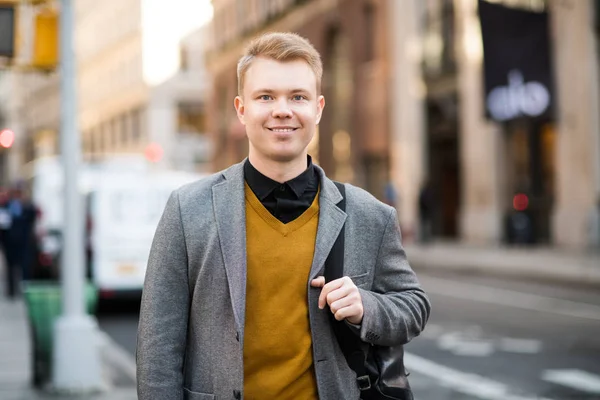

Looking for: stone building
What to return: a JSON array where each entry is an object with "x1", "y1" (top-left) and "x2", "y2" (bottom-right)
[
  {"x1": 204, "y1": 0, "x2": 600, "y2": 249},
  {"x1": 2, "y1": 0, "x2": 213, "y2": 177}
]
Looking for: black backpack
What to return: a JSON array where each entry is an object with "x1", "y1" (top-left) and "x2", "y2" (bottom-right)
[{"x1": 325, "y1": 182, "x2": 413, "y2": 400}]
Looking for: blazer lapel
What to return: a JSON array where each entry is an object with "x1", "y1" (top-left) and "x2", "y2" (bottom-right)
[
  {"x1": 212, "y1": 161, "x2": 247, "y2": 335},
  {"x1": 309, "y1": 166, "x2": 347, "y2": 281}
]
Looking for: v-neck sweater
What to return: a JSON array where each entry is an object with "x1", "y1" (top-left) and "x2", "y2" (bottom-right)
[{"x1": 243, "y1": 183, "x2": 320, "y2": 400}]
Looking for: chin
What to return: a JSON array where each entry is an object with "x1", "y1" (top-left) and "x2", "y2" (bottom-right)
[{"x1": 268, "y1": 151, "x2": 302, "y2": 163}]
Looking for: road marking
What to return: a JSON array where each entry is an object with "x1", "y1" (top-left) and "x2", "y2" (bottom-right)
[
  {"x1": 437, "y1": 331, "x2": 495, "y2": 357},
  {"x1": 422, "y1": 277, "x2": 600, "y2": 321},
  {"x1": 541, "y1": 369, "x2": 600, "y2": 394},
  {"x1": 97, "y1": 331, "x2": 137, "y2": 383},
  {"x1": 498, "y1": 338, "x2": 542, "y2": 354},
  {"x1": 405, "y1": 352, "x2": 554, "y2": 400}
]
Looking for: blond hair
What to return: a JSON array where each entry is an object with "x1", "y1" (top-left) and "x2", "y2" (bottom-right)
[{"x1": 237, "y1": 32, "x2": 323, "y2": 95}]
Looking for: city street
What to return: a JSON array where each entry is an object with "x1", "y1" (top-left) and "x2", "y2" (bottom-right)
[{"x1": 97, "y1": 270, "x2": 600, "y2": 400}]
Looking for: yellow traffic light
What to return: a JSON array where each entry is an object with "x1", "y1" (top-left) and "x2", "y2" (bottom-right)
[{"x1": 32, "y1": 6, "x2": 58, "y2": 70}]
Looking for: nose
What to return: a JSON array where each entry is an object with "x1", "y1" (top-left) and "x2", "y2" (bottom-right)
[{"x1": 272, "y1": 98, "x2": 293, "y2": 119}]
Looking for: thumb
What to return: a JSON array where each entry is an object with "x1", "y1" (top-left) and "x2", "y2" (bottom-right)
[{"x1": 310, "y1": 276, "x2": 325, "y2": 288}]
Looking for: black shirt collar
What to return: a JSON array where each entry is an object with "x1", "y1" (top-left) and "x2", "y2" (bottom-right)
[{"x1": 244, "y1": 156, "x2": 316, "y2": 200}]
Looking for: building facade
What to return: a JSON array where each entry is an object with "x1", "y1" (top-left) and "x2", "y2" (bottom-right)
[
  {"x1": 4, "y1": 0, "x2": 212, "y2": 178},
  {"x1": 450, "y1": 0, "x2": 600, "y2": 249},
  {"x1": 206, "y1": 0, "x2": 600, "y2": 249},
  {"x1": 147, "y1": 26, "x2": 213, "y2": 172}
]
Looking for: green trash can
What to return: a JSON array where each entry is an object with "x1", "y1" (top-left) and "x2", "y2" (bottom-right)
[{"x1": 23, "y1": 281, "x2": 98, "y2": 388}]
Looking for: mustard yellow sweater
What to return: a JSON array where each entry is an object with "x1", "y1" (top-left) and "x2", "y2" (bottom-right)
[{"x1": 243, "y1": 183, "x2": 319, "y2": 400}]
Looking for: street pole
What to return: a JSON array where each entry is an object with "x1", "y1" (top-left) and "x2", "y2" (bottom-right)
[{"x1": 52, "y1": 0, "x2": 102, "y2": 391}]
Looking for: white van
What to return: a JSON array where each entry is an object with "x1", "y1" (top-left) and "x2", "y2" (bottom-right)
[
  {"x1": 29, "y1": 155, "x2": 206, "y2": 298},
  {"x1": 87, "y1": 169, "x2": 205, "y2": 298}
]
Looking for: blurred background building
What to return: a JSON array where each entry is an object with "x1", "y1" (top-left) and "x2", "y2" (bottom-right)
[
  {"x1": 1, "y1": 0, "x2": 599, "y2": 249},
  {"x1": 0, "y1": 0, "x2": 213, "y2": 180},
  {"x1": 205, "y1": 0, "x2": 600, "y2": 249}
]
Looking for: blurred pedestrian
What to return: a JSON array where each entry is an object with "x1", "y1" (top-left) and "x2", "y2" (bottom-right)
[
  {"x1": 418, "y1": 180, "x2": 434, "y2": 244},
  {"x1": 383, "y1": 180, "x2": 398, "y2": 208},
  {"x1": 4, "y1": 183, "x2": 37, "y2": 298},
  {"x1": 137, "y1": 32, "x2": 430, "y2": 400},
  {"x1": 0, "y1": 188, "x2": 12, "y2": 280}
]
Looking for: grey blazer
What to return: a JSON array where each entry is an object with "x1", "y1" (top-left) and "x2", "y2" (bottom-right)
[{"x1": 136, "y1": 160, "x2": 431, "y2": 400}]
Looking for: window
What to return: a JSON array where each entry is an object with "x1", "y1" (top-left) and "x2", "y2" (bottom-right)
[
  {"x1": 112, "y1": 118, "x2": 120, "y2": 149},
  {"x1": 364, "y1": 3, "x2": 376, "y2": 62},
  {"x1": 82, "y1": 130, "x2": 90, "y2": 154},
  {"x1": 422, "y1": 0, "x2": 456, "y2": 77},
  {"x1": 120, "y1": 114, "x2": 129, "y2": 146},
  {"x1": 131, "y1": 109, "x2": 141, "y2": 141},
  {"x1": 177, "y1": 102, "x2": 206, "y2": 135},
  {"x1": 89, "y1": 128, "x2": 96, "y2": 155},
  {"x1": 100, "y1": 122, "x2": 110, "y2": 153}
]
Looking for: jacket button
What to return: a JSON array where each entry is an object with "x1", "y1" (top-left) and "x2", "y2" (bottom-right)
[
  {"x1": 233, "y1": 389, "x2": 241, "y2": 399},
  {"x1": 235, "y1": 332, "x2": 240, "y2": 342}
]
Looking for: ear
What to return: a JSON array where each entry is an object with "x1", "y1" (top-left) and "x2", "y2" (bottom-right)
[
  {"x1": 315, "y1": 95, "x2": 325, "y2": 125},
  {"x1": 234, "y1": 96, "x2": 246, "y2": 125}
]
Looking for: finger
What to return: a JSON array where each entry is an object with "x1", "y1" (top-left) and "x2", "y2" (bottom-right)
[
  {"x1": 334, "y1": 303, "x2": 363, "y2": 322},
  {"x1": 329, "y1": 295, "x2": 355, "y2": 315},
  {"x1": 318, "y1": 278, "x2": 345, "y2": 309},
  {"x1": 310, "y1": 276, "x2": 325, "y2": 288},
  {"x1": 325, "y1": 276, "x2": 357, "y2": 306},
  {"x1": 325, "y1": 285, "x2": 354, "y2": 308}
]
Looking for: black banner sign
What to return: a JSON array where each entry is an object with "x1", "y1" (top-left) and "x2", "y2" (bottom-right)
[{"x1": 478, "y1": 0, "x2": 554, "y2": 122}]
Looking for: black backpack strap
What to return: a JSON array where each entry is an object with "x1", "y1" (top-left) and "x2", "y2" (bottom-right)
[
  {"x1": 325, "y1": 182, "x2": 372, "y2": 391},
  {"x1": 324, "y1": 182, "x2": 345, "y2": 284}
]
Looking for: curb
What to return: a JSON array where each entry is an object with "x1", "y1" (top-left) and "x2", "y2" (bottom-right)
[{"x1": 405, "y1": 244, "x2": 600, "y2": 287}]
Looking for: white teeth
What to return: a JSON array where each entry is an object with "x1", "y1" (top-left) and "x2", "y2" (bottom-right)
[{"x1": 271, "y1": 128, "x2": 295, "y2": 132}]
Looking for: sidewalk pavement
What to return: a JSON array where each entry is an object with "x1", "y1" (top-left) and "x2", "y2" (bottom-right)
[
  {"x1": 0, "y1": 293, "x2": 137, "y2": 400},
  {"x1": 0, "y1": 249, "x2": 136, "y2": 400},
  {"x1": 405, "y1": 241, "x2": 600, "y2": 286}
]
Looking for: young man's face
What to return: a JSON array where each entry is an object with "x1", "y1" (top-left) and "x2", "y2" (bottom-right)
[{"x1": 234, "y1": 57, "x2": 325, "y2": 166}]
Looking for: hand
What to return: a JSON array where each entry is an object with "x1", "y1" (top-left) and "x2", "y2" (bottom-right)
[{"x1": 310, "y1": 276, "x2": 364, "y2": 324}]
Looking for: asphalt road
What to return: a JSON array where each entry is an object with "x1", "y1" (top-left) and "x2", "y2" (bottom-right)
[{"x1": 97, "y1": 270, "x2": 600, "y2": 400}]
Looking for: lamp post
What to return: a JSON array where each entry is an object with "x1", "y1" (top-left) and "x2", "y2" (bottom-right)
[{"x1": 52, "y1": 0, "x2": 102, "y2": 391}]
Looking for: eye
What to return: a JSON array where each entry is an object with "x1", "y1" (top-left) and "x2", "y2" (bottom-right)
[
  {"x1": 259, "y1": 95, "x2": 272, "y2": 101},
  {"x1": 292, "y1": 95, "x2": 306, "y2": 101}
]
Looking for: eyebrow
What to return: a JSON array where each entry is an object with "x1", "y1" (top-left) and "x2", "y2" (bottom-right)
[{"x1": 251, "y1": 88, "x2": 311, "y2": 95}]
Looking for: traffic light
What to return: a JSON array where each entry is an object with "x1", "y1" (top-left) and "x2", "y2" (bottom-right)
[
  {"x1": 32, "y1": 6, "x2": 58, "y2": 70},
  {"x1": 0, "y1": 129, "x2": 15, "y2": 148},
  {"x1": 0, "y1": 4, "x2": 16, "y2": 58},
  {"x1": 0, "y1": 1, "x2": 58, "y2": 71}
]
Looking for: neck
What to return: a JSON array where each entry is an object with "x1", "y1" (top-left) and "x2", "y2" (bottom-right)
[{"x1": 247, "y1": 153, "x2": 308, "y2": 183}]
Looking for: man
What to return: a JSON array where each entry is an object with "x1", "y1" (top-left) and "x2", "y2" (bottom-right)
[
  {"x1": 419, "y1": 180, "x2": 434, "y2": 244},
  {"x1": 137, "y1": 32, "x2": 430, "y2": 400},
  {"x1": 0, "y1": 187, "x2": 13, "y2": 296},
  {"x1": 3, "y1": 184, "x2": 37, "y2": 297}
]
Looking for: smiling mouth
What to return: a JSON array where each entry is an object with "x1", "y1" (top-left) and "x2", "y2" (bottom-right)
[{"x1": 268, "y1": 128, "x2": 298, "y2": 132}]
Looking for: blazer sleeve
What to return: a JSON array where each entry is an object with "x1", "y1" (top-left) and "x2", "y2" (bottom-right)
[
  {"x1": 357, "y1": 207, "x2": 431, "y2": 347},
  {"x1": 137, "y1": 191, "x2": 189, "y2": 400}
]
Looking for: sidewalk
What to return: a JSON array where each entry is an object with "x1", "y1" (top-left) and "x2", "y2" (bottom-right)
[
  {"x1": 0, "y1": 257, "x2": 136, "y2": 400},
  {"x1": 405, "y1": 241, "x2": 600, "y2": 286},
  {"x1": 0, "y1": 293, "x2": 137, "y2": 400}
]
